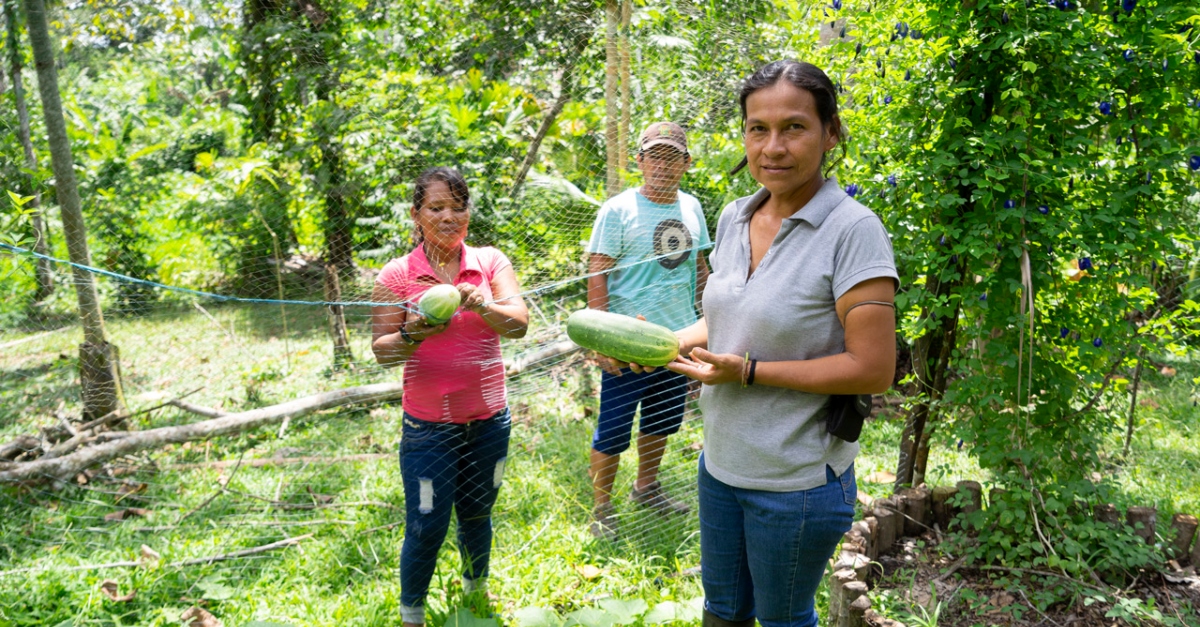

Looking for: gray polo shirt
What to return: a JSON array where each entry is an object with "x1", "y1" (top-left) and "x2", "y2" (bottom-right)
[{"x1": 699, "y1": 177, "x2": 898, "y2": 492}]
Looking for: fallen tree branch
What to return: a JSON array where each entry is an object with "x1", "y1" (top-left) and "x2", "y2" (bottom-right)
[
  {"x1": 174, "y1": 533, "x2": 313, "y2": 566},
  {"x1": 0, "y1": 382, "x2": 404, "y2": 483},
  {"x1": 0, "y1": 534, "x2": 314, "y2": 577},
  {"x1": 505, "y1": 337, "x2": 581, "y2": 376},
  {"x1": 0, "y1": 436, "x2": 39, "y2": 461},
  {"x1": 0, "y1": 560, "x2": 140, "y2": 578},
  {"x1": 168, "y1": 399, "x2": 227, "y2": 419},
  {"x1": 169, "y1": 453, "x2": 391, "y2": 470}
]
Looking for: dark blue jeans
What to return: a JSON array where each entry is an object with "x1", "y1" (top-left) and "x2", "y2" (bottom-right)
[
  {"x1": 399, "y1": 408, "x2": 511, "y2": 612},
  {"x1": 698, "y1": 454, "x2": 856, "y2": 627}
]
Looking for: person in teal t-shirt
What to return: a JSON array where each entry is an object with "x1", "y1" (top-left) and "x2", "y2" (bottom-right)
[{"x1": 584, "y1": 121, "x2": 711, "y2": 540}]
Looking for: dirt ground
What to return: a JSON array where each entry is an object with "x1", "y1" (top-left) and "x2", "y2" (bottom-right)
[{"x1": 866, "y1": 535, "x2": 1200, "y2": 627}]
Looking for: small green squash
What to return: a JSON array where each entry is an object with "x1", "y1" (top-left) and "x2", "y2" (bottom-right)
[{"x1": 419, "y1": 284, "x2": 461, "y2": 324}]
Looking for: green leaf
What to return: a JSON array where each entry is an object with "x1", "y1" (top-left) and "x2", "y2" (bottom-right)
[
  {"x1": 514, "y1": 607, "x2": 563, "y2": 627},
  {"x1": 198, "y1": 576, "x2": 236, "y2": 601},
  {"x1": 563, "y1": 608, "x2": 616, "y2": 627},
  {"x1": 643, "y1": 602, "x2": 681, "y2": 625},
  {"x1": 127, "y1": 142, "x2": 169, "y2": 162},
  {"x1": 597, "y1": 599, "x2": 648, "y2": 625},
  {"x1": 6, "y1": 190, "x2": 33, "y2": 207},
  {"x1": 243, "y1": 623, "x2": 295, "y2": 627},
  {"x1": 444, "y1": 608, "x2": 499, "y2": 627}
]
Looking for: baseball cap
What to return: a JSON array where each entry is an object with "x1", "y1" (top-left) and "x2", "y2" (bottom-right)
[{"x1": 639, "y1": 121, "x2": 688, "y2": 154}]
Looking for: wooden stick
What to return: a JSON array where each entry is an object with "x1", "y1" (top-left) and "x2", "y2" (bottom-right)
[
  {"x1": 176, "y1": 452, "x2": 245, "y2": 524},
  {"x1": 169, "y1": 453, "x2": 391, "y2": 470},
  {"x1": 0, "y1": 560, "x2": 140, "y2": 578},
  {"x1": 168, "y1": 399, "x2": 226, "y2": 419},
  {"x1": 173, "y1": 533, "x2": 313, "y2": 566}
]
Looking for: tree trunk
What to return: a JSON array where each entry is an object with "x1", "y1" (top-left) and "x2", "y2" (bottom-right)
[
  {"x1": 895, "y1": 264, "x2": 960, "y2": 488},
  {"x1": 603, "y1": 0, "x2": 619, "y2": 198},
  {"x1": 242, "y1": 0, "x2": 282, "y2": 143},
  {"x1": 509, "y1": 32, "x2": 591, "y2": 199},
  {"x1": 22, "y1": 0, "x2": 122, "y2": 420},
  {"x1": 4, "y1": 0, "x2": 53, "y2": 302},
  {"x1": 305, "y1": 0, "x2": 353, "y2": 274},
  {"x1": 324, "y1": 263, "x2": 352, "y2": 369},
  {"x1": 617, "y1": 0, "x2": 631, "y2": 180}
]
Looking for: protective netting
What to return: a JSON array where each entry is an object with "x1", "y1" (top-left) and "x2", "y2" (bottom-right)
[
  {"x1": 3, "y1": 0, "x2": 1198, "y2": 622},
  {"x1": 0, "y1": 1, "x2": 830, "y2": 617}
]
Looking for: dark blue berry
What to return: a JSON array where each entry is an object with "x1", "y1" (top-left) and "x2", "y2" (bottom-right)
[
  {"x1": 980, "y1": 293, "x2": 987, "y2": 301},
  {"x1": 939, "y1": 235, "x2": 948, "y2": 247},
  {"x1": 1123, "y1": 49, "x2": 1134, "y2": 61},
  {"x1": 950, "y1": 254, "x2": 958, "y2": 264},
  {"x1": 1093, "y1": 337, "x2": 1103, "y2": 348},
  {"x1": 1060, "y1": 327, "x2": 1070, "y2": 338},
  {"x1": 1038, "y1": 205, "x2": 1049, "y2": 215},
  {"x1": 1099, "y1": 101, "x2": 1112, "y2": 115},
  {"x1": 1122, "y1": 0, "x2": 1136, "y2": 12},
  {"x1": 1002, "y1": 11, "x2": 1010, "y2": 24},
  {"x1": 888, "y1": 174, "x2": 897, "y2": 187},
  {"x1": 1189, "y1": 155, "x2": 1200, "y2": 171},
  {"x1": 1004, "y1": 199, "x2": 1016, "y2": 209},
  {"x1": 1079, "y1": 257, "x2": 1093, "y2": 271},
  {"x1": 884, "y1": 95, "x2": 893, "y2": 104}
]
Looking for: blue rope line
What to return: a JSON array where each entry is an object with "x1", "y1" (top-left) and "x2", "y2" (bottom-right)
[{"x1": 0, "y1": 241, "x2": 715, "y2": 307}]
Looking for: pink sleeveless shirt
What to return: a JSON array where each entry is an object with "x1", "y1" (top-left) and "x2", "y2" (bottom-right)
[{"x1": 376, "y1": 244, "x2": 511, "y2": 423}]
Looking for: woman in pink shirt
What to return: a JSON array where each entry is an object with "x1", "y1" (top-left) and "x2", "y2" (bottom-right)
[{"x1": 371, "y1": 166, "x2": 528, "y2": 627}]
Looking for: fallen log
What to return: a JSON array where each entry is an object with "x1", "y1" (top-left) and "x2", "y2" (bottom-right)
[
  {"x1": 0, "y1": 382, "x2": 404, "y2": 483},
  {"x1": 505, "y1": 337, "x2": 581, "y2": 376}
]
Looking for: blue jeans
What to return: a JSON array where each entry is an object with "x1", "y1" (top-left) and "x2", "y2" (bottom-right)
[
  {"x1": 399, "y1": 408, "x2": 511, "y2": 611},
  {"x1": 698, "y1": 454, "x2": 856, "y2": 627}
]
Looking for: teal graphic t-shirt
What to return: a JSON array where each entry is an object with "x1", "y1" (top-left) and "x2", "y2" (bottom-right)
[{"x1": 586, "y1": 189, "x2": 710, "y2": 331}]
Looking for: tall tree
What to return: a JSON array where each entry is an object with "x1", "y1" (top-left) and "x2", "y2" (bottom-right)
[
  {"x1": 3, "y1": 0, "x2": 52, "y2": 303},
  {"x1": 21, "y1": 0, "x2": 122, "y2": 419},
  {"x1": 604, "y1": 0, "x2": 619, "y2": 198},
  {"x1": 301, "y1": 0, "x2": 353, "y2": 273}
]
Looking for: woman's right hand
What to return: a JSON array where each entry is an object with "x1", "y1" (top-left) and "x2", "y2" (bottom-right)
[{"x1": 404, "y1": 309, "x2": 448, "y2": 342}]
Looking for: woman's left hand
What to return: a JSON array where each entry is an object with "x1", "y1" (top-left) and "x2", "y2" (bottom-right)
[
  {"x1": 665, "y1": 347, "x2": 745, "y2": 385},
  {"x1": 456, "y1": 282, "x2": 486, "y2": 313}
]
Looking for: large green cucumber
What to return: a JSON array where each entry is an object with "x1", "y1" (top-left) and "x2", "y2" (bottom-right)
[{"x1": 566, "y1": 309, "x2": 680, "y2": 367}]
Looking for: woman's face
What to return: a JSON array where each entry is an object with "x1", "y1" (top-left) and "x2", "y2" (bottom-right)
[
  {"x1": 412, "y1": 179, "x2": 469, "y2": 250},
  {"x1": 743, "y1": 80, "x2": 838, "y2": 202}
]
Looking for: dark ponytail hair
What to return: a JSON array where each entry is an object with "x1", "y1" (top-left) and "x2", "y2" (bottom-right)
[
  {"x1": 411, "y1": 166, "x2": 470, "y2": 244},
  {"x1": 729, "y1": 60, "x2": 847, "y2": 177}
]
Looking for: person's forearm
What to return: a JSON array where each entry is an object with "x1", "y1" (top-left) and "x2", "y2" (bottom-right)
[
  {"x1": 675, "y1": 318, "x2": 708, "y2": 356},
  {"x1": 372, "y1": 332, "x2": 420, "y2": 367},
  {"x1": 753, "y1": 351, "x2": 894, "y2": 395},
  {"x1": 587, "y1": 275, "x2": 609, "y2": 311},
  {"x1": 476, "y1": 300, "x2": 528, "y2": 338}
]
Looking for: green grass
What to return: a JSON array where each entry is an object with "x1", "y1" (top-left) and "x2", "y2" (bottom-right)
[{"x1": 1, "y1": 303, "x2": 1196, "y2": 626}]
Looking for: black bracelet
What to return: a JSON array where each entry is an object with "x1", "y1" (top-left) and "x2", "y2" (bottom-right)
[
  {"x1": 747, "y1": 359, "x2": 758, "y2": 386},
  {"x1": 399, "y1": 324, "x2": 422, "y2": 345}
]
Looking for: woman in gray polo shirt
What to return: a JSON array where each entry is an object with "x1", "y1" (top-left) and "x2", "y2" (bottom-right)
[{"x1": 662, "y1": 60, "x2": 899, "y2": 627}]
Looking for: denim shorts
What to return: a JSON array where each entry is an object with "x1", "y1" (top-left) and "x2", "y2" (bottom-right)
[
  {"x1": 698, "y1": 454, "x2": 856, "y2": 627},
  {"x1": 592, "y1": 368, "x2": 688, "y2": 455}
]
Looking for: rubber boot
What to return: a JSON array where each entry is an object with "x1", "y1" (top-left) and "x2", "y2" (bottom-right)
[{"x1": 702, "y1": 609, "x2": 756, "y2": 627}]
